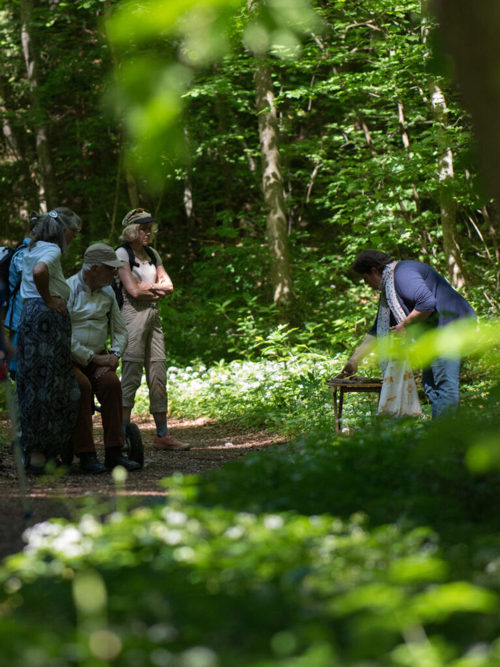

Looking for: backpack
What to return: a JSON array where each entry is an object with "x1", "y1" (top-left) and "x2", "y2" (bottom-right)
[
  {"x1": 112, "y1": 243, "x2": 157, "y2": 308},
  {"x1": 0, "y1": 240, "x2": 29, "y2": 324}
]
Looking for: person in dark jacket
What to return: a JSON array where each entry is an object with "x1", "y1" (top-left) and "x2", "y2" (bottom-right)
[{"x1": 341, "y1": 250, "x2": 476, "y2": 417}]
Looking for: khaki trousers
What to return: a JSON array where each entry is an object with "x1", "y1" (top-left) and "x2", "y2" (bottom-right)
[{"x1": 121, "y1": 302, "x2": 167, "y2": 414}]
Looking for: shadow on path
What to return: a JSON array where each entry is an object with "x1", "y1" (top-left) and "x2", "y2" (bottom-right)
[{"x1": 0, "y1": 414, "x2": 288, "y2": 560}]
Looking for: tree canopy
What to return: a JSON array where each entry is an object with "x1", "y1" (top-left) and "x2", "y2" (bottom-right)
[{"x1": 0, "y1": 0, "x2": 497, "y2": 363}]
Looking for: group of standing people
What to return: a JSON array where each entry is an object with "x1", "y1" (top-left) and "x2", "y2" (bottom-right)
[
  {"x1": 3, "y1": 225, "x2": 476, "y2": 475},
  {"x1": 7, "y1": 206, "x2": 189, "y2": 475}
]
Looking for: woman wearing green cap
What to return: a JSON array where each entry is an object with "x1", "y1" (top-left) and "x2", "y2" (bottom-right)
[{"x1": 116, "y1": 208, "x2": 190, "y2": 452}]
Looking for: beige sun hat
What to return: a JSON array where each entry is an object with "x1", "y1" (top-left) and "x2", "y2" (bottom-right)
[{"x1": 121, "y1": 208, "x2": 156, "y2": 227}]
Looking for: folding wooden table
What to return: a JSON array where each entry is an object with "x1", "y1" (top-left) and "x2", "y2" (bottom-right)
[{"x1": 326, "y1": 376, "x2": 383, "y2": 433}]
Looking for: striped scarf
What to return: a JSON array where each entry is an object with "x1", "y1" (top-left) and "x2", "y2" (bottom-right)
[
  {"x1": 377, "y1": 261, "x2": 405, "y2": 335},
  {"x1": 375, "y1": 262, "x2": 422, "y2": 417}
]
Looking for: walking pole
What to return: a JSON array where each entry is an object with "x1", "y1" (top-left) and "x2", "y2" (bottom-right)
[{"x1": 2, "y1": 372, "x2": 32, "y2": 521}]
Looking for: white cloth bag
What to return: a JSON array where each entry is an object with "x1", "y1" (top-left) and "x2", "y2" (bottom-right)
[
  {"x1": 377, "y1": 358, "x2": 422, "y2": 417},
  {"x1": 377, "y1": 262, "x2": 422, "y2": 418}
]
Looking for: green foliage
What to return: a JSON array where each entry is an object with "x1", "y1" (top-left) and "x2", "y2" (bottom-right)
[
  {"x1": 165, "y1": 355, "x2": 341, "y2": 433},
  {"x1": 196, "y1": 391, "x2": 500, "y2": 524},
  {"x1": 0, "y1": 1, "x2": 499, "y2": 662},
  {"x1": 3, "y1": 331, "x2": 500, "y2": 665},
  {"x1": 2, "y1": 397, "x2": 500, "y2": 664},
  {"x1": 106, "y1": 0, "x2": 321, "y2": 184},
  {"x1": 0, "y1": 0, "x2": 497, "y2": 367}
]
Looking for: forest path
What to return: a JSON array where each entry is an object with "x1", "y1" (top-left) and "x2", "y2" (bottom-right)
[{"x1": 0, "y1": 415, "x2": 288, "y2": 560}]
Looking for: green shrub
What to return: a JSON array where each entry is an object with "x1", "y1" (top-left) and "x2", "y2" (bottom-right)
[
  {"x1": 1, "y1": 488, "x2": 499, "y2": 666},
  {"x1": 132, "y1": 347, "x2": 393, "y2": 434}
]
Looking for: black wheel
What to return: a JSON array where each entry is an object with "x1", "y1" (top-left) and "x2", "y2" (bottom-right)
[
  {"x1": 124, "y1": 423, "x2": 143, "y2": 468},
  {"x1": 60, "y1": 440, "x2": 74, "y2": 466}
]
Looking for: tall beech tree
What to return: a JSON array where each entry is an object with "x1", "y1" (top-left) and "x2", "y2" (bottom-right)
[{"x1": 254, "y1": 56, "x2": 294, "y2": 313}]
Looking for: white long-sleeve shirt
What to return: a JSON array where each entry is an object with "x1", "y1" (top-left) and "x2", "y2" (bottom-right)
[{"x1": 67, "y1": 271, "x2": 128, "y2": 366}]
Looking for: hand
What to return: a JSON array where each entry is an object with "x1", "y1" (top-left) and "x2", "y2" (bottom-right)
[
  {"x1": 106, "y1": 353, "x2": 120, "y2": 370},
  {"x1": 338, "y1": 360, "x2": 357, "y2": 378},
  {"x1": 390, "y1": 322, "x2": 406, "y2": 334},
  {"x1": 152, "y1": 282, "x2": 173, "y2": 297},
  {"x1": 45, "y1": 296, "x2": 66, "y2": 314},
  {"x1": 92, "y1": 353, "x2": 119, "y2": 370}
]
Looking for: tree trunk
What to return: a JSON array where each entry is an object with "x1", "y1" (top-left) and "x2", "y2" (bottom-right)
[
  {"x1": 421, "y1": 13, "x2": 466, "y2": 287},
  {"x1": 431, "y1": 0, "x2": 500, "y2": 207},
  {"x1": 254, "y1": 57, "x2": 294, "y2": 314},
  {"x1": 430, "y1": 82, "x2": 466, "y2": 288},
  {"x1": 124, "y1": 168, "x2": 140, "y2": 209},
  {"x1": 19, "y1": 0, "x2": 57, "y2": 209}
]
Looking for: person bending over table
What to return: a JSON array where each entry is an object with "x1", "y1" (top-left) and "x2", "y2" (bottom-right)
[{"x1": 341, "y1": 249, "x2": 475, "y2": 418}]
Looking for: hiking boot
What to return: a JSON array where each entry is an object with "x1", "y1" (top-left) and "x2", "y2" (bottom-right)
[
  {"x1": 153, "y1": 434, "x2": 191, "y2": 451},
  {"x1": 105, "y1": 448, "x2": 141, "y2": 472},
  {"x1": 79, "y1": 453, "x2": 107, "y2": 474}
]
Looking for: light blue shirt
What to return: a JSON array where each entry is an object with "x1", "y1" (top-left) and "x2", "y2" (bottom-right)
[{"x1": 20, "y1": 241, "x2": 70, "y2": 302}]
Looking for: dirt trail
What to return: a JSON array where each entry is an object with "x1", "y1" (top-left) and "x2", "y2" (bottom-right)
[{"x1": 0, "y1": 415, "x2": 287, "y2": 560}]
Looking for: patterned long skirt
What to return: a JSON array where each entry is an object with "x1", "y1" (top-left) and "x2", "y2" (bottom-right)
[{"x1": 16, "y1": 298, "x2": 80, "y2": 460}]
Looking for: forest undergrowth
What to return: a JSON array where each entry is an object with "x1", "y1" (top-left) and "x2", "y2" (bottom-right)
[{"x1": 0, "y1": 345, "x2": 499, "y2": 666}]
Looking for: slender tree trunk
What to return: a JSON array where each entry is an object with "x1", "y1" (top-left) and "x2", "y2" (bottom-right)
[
  {"x1": 421, "y1": 12, "x2": 466, "y2": 287},
  {"x1": 124, "y1": 168, "x2": 140, "y2": 209},
  {"x1": 182, "y1": 126, "x2": 195, "y2": 237},
  {"x1": 254, "y1": 58, "x2": 293, "y2": 314},
  {"x1": 396, "y1": 99, "x2": 426, "y2": 252},
  {"x1": 19, "y1": 0, "x2": 57, "y2": 209},
  {"x1": 430, "y1": 83, "x2": 466, "y2": 288}
]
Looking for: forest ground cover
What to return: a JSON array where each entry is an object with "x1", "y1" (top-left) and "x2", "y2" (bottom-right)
[
  {"x1": 0, "y1": 412, "x2": 287, "y2": 560},
  {"x1": 0, "y1": 355, "x2": 499, "y2": 665}
]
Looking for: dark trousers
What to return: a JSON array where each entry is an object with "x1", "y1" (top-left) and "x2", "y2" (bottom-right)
[{"x1": 73, "y1": 362, "x2": 124, "y2": 456}]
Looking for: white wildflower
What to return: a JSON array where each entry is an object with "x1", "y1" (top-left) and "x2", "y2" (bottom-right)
[
  {"x1": 162, "y1": 509, "x2": 188, "y2": 526},
  {"x1": 264, "y1": 515, "x2": 284, "y2": 530},
  {"x1": 224, "y1": 526, "x2": 245, "y2": 540},
  {"x1": 173, "y1": 546, "x2": 195, "y2": 562}
]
